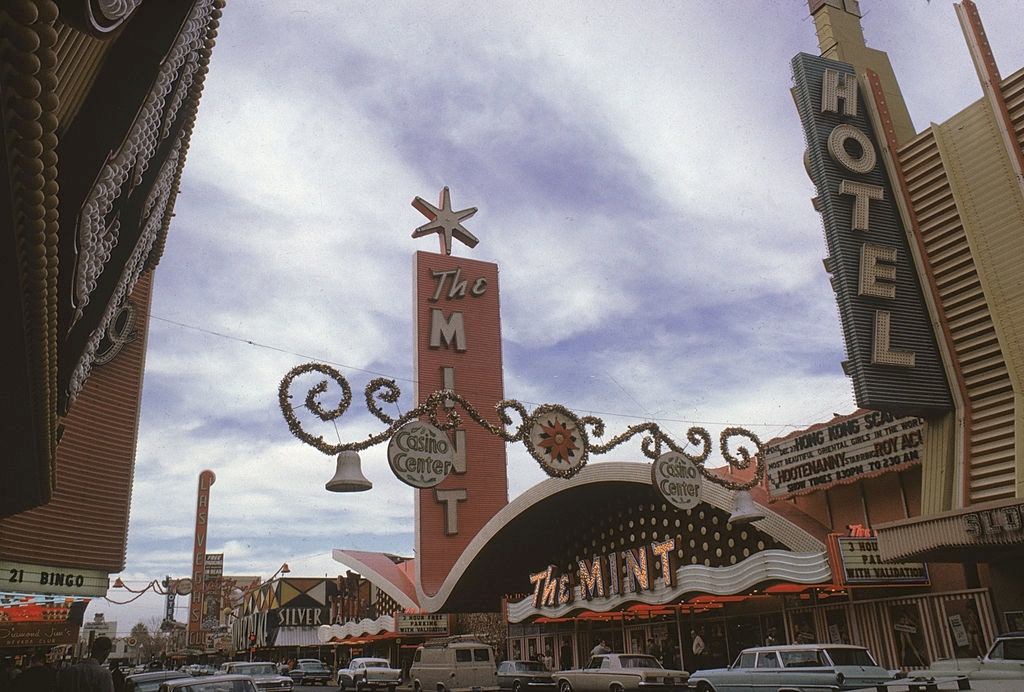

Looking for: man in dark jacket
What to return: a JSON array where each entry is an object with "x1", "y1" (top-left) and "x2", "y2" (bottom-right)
[
  {"x1": 13, "y1": 654, "x2": 56, "y2": 692},
  {"x1": 109, "y1": 663, "x2": 124, "y2": 692},
  {"x1": 57, "y1": 638, "x2": 113, "y2": 692}
]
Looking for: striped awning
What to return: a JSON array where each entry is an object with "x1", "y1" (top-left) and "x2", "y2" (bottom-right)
[
  {"x1": 337, "y1": 632, "x2": 401, "y2": 646},
  {"x1": 273, "y1": 627, "x2": 321, "y2": 647}
]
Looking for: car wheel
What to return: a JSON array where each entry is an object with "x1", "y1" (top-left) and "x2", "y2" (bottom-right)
[
  {"x1": 559, "y1": 681, "x2": 573, "y2": 692},
  {"x1": 413, "y1": 683, "x2": 421, "y2": 692},
  {"x1": 610, "y1": 684, "x2": 624, "y2": 692},
  {"x1": 695, "y1": 683, "x2": 715, "y2": 692},
  {"x1": 513, "y1": 681, "x2": 522, "y2": 692}
]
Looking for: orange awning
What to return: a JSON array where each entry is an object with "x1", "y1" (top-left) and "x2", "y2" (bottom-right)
[{"x1": 331, "y1": 632, "x2": 402, "y2": 645}]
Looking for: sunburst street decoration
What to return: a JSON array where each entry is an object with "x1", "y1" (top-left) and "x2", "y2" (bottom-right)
[
  {"x1": 529, "y1": 405, "x2": 585, "y2": 477},
  {"x1": 278, "y1": 362, "x2": 765, "y2": 490}
]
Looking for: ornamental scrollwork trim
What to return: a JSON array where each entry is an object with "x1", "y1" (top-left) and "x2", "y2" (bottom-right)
[
  {"x1": 72, "y1": 0, "x2": 216, "y2": 324},
  {"x1": 278, "y1": 363, "x2": 764, "y2": 490}
]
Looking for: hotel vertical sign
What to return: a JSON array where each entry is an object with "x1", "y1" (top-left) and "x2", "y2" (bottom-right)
[
  {"x1": 791, "y1": 54, "x2": 951, "y2": 415},
  {"x1": 188, "y1": 470, "x2": 216, "y2": 646}
]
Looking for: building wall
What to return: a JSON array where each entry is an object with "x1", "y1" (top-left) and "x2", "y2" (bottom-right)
[
  {"x1": 787, "y1": 465, "x2": 968, "y2": 594},
  {"x1": 0, "y1": 273, "x2": 153, "y2": 573}
]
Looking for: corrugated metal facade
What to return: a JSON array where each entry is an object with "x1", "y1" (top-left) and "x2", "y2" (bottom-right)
[
  {"x1": 897, "y1": 107, "x2": 1018, "y2": 504},
  {"x1": 53, "y1": 26, "x2": 111, "y2": 129},
  {"x1": 788, "y1": 589, "x2": 995, "y2": 671},
  {"x1": 0, "y1": 272, "x2": 152, "y2": 572}
]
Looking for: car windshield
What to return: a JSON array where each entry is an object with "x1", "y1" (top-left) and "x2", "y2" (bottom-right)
[
  {"x1": 825, "y1": 648, "x2": 876, "y2": 666},
  {"x1": 990, "y1": 638, "x2": 1024, "y2": 661},
  {"x1": 518, "y1": 662, "x2": 546, "y2": 672},
  {"x1": 363, "y1": 662, "x2": 389, "y2": 668},
  {"x1": 301, "y1": 663, "x2": 326, "y2": 670},
  {"x1": 135, "y1": 681, "x2": 177, "y2": 692},
  {"x1": 232, "y1": 665, "x2": 276, "y2": 676},
  {"x1": 618, "y1": 656, "x2": 662, "y2": 669}
]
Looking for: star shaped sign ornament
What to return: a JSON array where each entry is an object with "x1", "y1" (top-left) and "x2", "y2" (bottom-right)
[{"x1": 411, "y1": 186, "x2": 479, "y2": 255}]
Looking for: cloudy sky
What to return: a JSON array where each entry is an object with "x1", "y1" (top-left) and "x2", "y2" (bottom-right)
[{"x1": 94, "y1": 1, "x2": 1024, "y2": 633}]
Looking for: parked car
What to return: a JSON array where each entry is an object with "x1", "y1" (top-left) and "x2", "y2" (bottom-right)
[
  {"x1": 336, "y1": 658, "x2": 402, "y2": 691},
  {"x1": 157, "y1": 674, "x2": 259, "y2": 692},
  {"x1": 689, "y1": 644, "x2": 895, "y2": 692},
  {"x1": 555, "y1": 653, "x2": 688, "y2": 692},
  {"x1": 409, "y1": 636, "x2": 499, "y2": 692},
  {"x1": 182, "y1": 665, "x2": 215, "y2": 677},
  {"x1": 126, "y1": 671, "x2": 192, "y2": 692},
  {"x1": 218, "y1": 662, "x2": 294, "y2": 692},
  {"x1": 288, "y1": 660, "x2": 332, "y2": 686},
  {"x1": 913, "y1": 631, "x2": 1024, "y2": 682},
  {"x1": 497, "y1": 660, "x2": 556, "y2": 692}
]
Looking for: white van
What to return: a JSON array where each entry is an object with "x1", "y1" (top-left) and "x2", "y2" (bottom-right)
[{"x1": 409, "y1": 636, "x2": 499, "y2": 692}]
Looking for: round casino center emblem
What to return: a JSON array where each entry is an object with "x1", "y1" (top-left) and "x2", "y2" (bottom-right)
[
  {"x1": 652, "y1": 451, "x2": 703, "y2": 510},
  {"x1": 387, "y1": 420, "x2": 455, "y2": 488}
]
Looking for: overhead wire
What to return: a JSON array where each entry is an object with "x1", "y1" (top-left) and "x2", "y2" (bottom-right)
[{"x1": 151, "y1": 313, "x2": 846, "y2": 433}]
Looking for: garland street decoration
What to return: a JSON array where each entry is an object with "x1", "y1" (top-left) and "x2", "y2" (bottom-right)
[{"x1": 278, "y1": 363, "x2": 765, "y2": 490}]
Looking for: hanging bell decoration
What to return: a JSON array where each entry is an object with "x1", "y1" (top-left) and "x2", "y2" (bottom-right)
[
  {"x1": 728, "y1": 489, "x2": 765, "y2": 524},
  {"x1": 326, "y1": 451, "x2": 372, "y2": 492}
]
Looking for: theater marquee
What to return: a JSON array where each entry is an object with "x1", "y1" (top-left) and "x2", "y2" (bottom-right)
[
  {"x1": 0, "y1": 560, "x2": 109, "y2": 597},
  {"x1": 827, "y1": 534, "x2": 929, "y2": 586},
  {"x1": 791, "y1": 53, "x2": 951, "y2": 415},
  {"x1": 764, "y1": 410, "x2": 924, "y2": 500}
]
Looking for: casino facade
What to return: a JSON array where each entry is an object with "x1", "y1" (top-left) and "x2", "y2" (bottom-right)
[
  {"x1": 280, "y1": 0, "x2": 1024, "y2": 675},
  {"x1": 793, "y1": 0, "x2": 1024, "y2": 633},
  {"x1": 0, "y1": 0, "x2": 225, "y2": 655}
]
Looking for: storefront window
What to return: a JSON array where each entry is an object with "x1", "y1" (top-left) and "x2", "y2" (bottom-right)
[
  {"x1": 628, "y1": 628, "x2": 644, "y2": 654},
  {"x1": 557, "y1": 636, "x2": 574, "y2": 669},
  {"x1": 890, "y1": 604, "x2": 929, "y2": 668},
  {"x1": 729, "y1": 618, "x2": 761, "y2": 653},
  {"x1": 943, "y1": 598, "x2": 985, "y2": 658},
  {"x1": 705, "y1": 621, "x2": 728, "y2": 668},
  {"x1": 789, "y1": 610, "x2": 816, "y2": 644},
  {"x1": 760, "y1": 614, "x2": 785, "y2": 646},
  {"x1": 824, "y1": 608, "x2": 850, "y2": 644}
]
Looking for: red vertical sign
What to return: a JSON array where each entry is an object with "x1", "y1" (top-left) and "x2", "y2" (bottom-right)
[
  {"x1": 188, "y1": 470, "x2": 216, "y2": 646},
  {"x1": 413, "y1": 252, "x2": 509, "y2": 595}
]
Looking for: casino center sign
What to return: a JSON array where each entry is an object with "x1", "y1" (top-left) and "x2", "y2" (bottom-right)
[
  {"x1": 652, "y1": 452, "x2": 702, "y2": 510},
  {"x1": 388, "y1": 421, "x2": 455, "y2": 488},
  {"x1": 791, "y1": 53, "x2": 951, "y2": 415}
]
